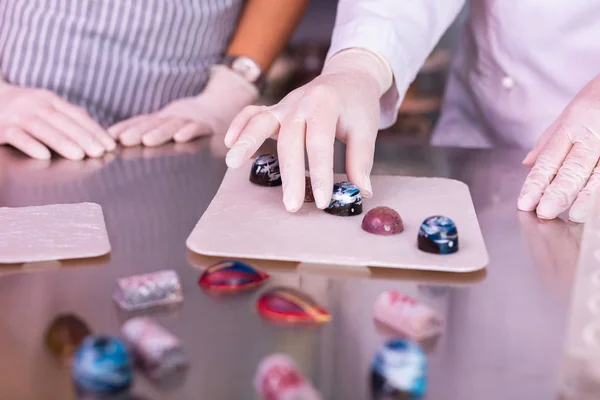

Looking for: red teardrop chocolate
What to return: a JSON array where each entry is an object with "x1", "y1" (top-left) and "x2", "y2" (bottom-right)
[
  {"x1": 362, "y1": 206, "x2": 404, "y2": 236},
  {"x1": 256, "y1": 287, "x2": 331, "y2": 324}
]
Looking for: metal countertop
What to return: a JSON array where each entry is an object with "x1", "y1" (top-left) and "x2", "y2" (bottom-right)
[{"x1": 0, "y1": 134, "x2": 583, "y2": 400}]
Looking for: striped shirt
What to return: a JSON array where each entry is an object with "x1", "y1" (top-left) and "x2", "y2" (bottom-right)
[{"x1": 0, "y1": 0, "x2": 245, "y2": 127}]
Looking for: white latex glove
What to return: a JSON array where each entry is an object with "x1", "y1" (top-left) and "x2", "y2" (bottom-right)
[
  {"x1": 0, "y1": 79, "x2": 115, "y2": 160},
  {"x1": 224, "y1": 49, "x2": 393, "y2": 212},
  {"x1": 108, "y1": 65, "x2": 259, "y2": 148},
  {"x1": 518, "y1": 74, "x2": 600, "y2": 223}
]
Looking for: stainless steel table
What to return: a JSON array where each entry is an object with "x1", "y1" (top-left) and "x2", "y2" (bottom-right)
[{"x1": 0, "y1": 135, "x2": 583, "y2": 400}]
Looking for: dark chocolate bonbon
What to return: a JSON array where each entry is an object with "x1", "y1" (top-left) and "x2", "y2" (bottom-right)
[
  {"x1": 417, "y1": 216, "x2": 458, "y2": 254},
  {"x1": 250, "y1": 154, "x2": 282, "y2": 187},
  {"x1": 324, "y1": 181, "x2": 362, "y2": 216}
]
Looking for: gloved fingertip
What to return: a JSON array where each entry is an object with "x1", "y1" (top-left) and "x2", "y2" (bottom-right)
[
  {"x1": 225, "y1": 150, "x2": 244, "y2": 169},
  {"x1": 67, "y1": 148, "x2": 85, "y2": 161},
  {"x1": 361, "y1": 174, "x2": 373, "y2": 198},
  {"x1": 522, "y1": 151, "x2": 534, "y2": 166},
  {"x1": 314, "y1": 187, "x2": 330, "y2": 209},
  {"x1": 569, "y1": 203, "x2": 589, "y2": 224},
  {"x1": 173, "y1": 132, "x2": 190, "y2": 143},
  {"x1": 535, "y1": 202, "x2": 560, "y2": 220},
  {"x1": 35, "y1": 148, "x2": 52, "y2": 160},
  {"x1": 517, "y1": 195, "x2": 538, "y2": 212},
  {"x1": 284, "y1": 197, "x2": 303, "y2": 213}
]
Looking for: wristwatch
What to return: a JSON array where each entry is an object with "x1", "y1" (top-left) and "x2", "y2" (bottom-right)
[{"x1": 221, "y1": 54, "x2": 267, "y2": 94}]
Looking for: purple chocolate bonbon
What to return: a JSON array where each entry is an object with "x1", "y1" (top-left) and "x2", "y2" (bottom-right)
[{"x1": 362, "y1": 206, "x2": 404, "y2": 236}]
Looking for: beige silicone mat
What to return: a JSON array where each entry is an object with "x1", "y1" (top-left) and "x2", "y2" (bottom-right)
[
  {"x1": 0, "y1": 202, "x2": 111, "y2": 264},
  {"x1": 187, "y1": 160, "x2": 489, "y2": 272}
]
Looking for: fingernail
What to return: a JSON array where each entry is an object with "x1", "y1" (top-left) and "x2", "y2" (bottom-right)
[
  {"x1": 517, "y1": 194, "x2": 537, "y2": 211},
  {"x1": 89, "y1": 145, "x2": 105, "y2": 158},
  {"x1": 105, "y1": 138, "x2": 117, "y2": 151},
  {"x1": 35, "y1": 148, "x2": 51, "y2": 160},
  {"x1": 314, "y1": 187, "x2": 330, "y2": 209},
  {"x1": 522, "y1": 152, "x2": 532, "y2": 164},
  {"x1": 173, "y1": 132, "x2": 188, "y2": 143},
  {"x1": 69, "y1": 148, "x2": 85, "y2": 161},
  {"x1": 225, "y1": 147, "x2": 243, "y2": 168}
]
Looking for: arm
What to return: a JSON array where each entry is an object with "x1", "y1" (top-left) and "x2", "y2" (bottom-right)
[
  {"x1": 227, "y1": 0, "x2": 310, "y2": 71},
  {"x1": 225, "y1": 0, "x2": 466, "y2": 212},
  {"x1": 327, "y1": 0, "x2": 466, "y2": 128}
]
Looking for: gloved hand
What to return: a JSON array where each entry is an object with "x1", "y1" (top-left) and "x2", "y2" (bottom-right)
[
  {"x1": 0, "y1": 79, "x2": 115, "y2": 160},
  {"x1": 224, "y1": 49, "x2": 393, "y2": 212},
  {"x1": 518, "y1": 74, "x2": 600, "y2": 223},
  {"x1": 108, "y1": 65, "x2": 259, "y2": 148}
]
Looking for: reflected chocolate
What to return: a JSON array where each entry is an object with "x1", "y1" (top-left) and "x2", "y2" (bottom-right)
[
  {"x1": 250, "y1": 154, "x2": 282, "y2": 187},
  {"x1": 44, "y1": 313, "x2": 91, "y2": 363},
  {"x1": 362, "y1": 206, "x2": 403, "y2": 235},
  {"x1": 324, "y1": 181, "x2": 362, "y2": 216},
  {"x1": 417, "y1": 216, "x2": 458, "y2": 254}
]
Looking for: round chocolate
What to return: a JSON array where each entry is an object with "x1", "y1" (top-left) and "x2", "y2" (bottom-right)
[
  {"x1": 362, "y1": 206, "x2": 403, "y2": 235},
  {"x1": 304, "y1": 176, "x2": 315, "y2": 203},
  {"x1": 44, "y1": 313, "x2": 91, "y2": 363},
  {"x1": 250, "y1": 154, "x2": 282, "y2": 187},
  {"x1": 417, "y1": 216, "x2": 458, "y2": 254},
  {"x1": 371, "y1": 339, "x2": 428, "y2": 399},
  {"x1": 324, "y1": 181, "x2": 362, "y2": 216},
  {"x1": 72, "y1": 335, "x2": 133, "y2": 394}
]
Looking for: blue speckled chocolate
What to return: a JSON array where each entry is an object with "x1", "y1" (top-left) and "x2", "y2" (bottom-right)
[
  {"x1": 417, "y1": 216, "x2": 458, "y2": 254},
  {"x1": 72, "y1": 335, "x2": 133, "y2": 394},
  {"x1": 324, "y1": 181, "x2": 363, "y2": 216},
  {"x1": 371, "y1": 339, "x2": 428, "y2": 399},
  {"x1": 250, "y1": 154, "x2": 282, "y2": 187}
]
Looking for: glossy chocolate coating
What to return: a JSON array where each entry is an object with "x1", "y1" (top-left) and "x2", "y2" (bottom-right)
[
  {"x1": 362, "y1": 206, "x2": 404, "y2": 235},
  {"x1": 324, "y1": 181, "x2": 362, "y2": 216},
  {"x1": 417, "y1": 216, "x2": 458, "y2": 254},
  {"x1": 304, "y1": 176, "x2": 315, "y2": 203},
  {"x1": 249, "y1": 154, "x2": 282, "y2": 187}
]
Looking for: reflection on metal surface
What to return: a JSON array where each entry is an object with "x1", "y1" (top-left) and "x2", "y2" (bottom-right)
[
  {"x1": 517, "y1": 211, "x2": 581, "y2": 297},
  {"x1": 0, "y1": 141, "x2": 576, "y2": 400}
]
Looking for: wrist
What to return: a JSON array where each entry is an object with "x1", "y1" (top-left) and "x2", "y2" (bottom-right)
[
  {"x1": 220, "y1": 54, "x2": 266, "y2": 95},
  {"x1": 323, "y1": 48, "x2": 394, "y2": 96}
]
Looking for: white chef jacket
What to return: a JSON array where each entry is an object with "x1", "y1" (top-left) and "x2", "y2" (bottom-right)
[{"x1": 327, "y1": 0, "x2": 600, "y2": 149}]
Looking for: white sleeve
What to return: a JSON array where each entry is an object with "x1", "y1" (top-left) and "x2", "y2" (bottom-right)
[{"x1": 326, "y1": 0, "x2": 466, "y2": 129}]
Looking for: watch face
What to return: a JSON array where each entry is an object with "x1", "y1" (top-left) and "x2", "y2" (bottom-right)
[{"x1": 232, "y1": 57, "x2": 261, "y2": 82}]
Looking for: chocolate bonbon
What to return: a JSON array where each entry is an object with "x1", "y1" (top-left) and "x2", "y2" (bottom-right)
[
  {"x1": 417, "y1": 216, "x2": 458, "y2": 254},
  {"x1": 374, "y1": 290, "x2": 443, "y2": 340},
  {"x1": 257, "y1": 287, "x2": 331, "y2": 325},
  {"x1": 304, "y1": 176, "x2": 315, "y2": 203},
  {"x1": 254, "y1": 353, "x2": 323, "y2": 400},
  {"x1": 121, "y1": 317, "x2": 188, "y2": 382},
  {"x1": 371, "y1": 339, "x2": 428, "y2": 399},
  {"x1": 324, "y1": 181, "x2": 362, "y2": 216},
  {"x1": 198, "y1": 260, "x2": 269, "y2": 293},
  {"x1": 72, "y1": 335, "x2": 133, "y2": 394},
  {"x1": 113, "y1": 270, "x2": 183, "y2": 311},
  {"x1": 250, "y1": 154, "x2": 282, "y2": 187},
  {"x1": 362, "y1": 206, "x2": 404, "y2": 235},
  {"x1": 44, "y1": 313, "x2": 91, "y2": 363}
]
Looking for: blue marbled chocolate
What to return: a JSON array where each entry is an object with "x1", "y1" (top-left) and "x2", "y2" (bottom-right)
[
  {"x1": 371, "y1": 339, "x2": 428, "y2": 399},
  {"x1": 417, "y1": 215, "x2": 458, "y2": 254},
  {"x1": 324, "y1": 181, "x2": 363, "y2": 216},
  {"x1": 72, "y1": 335, "x2": 133, "y2": 394},
  {"x1": 250, "y1": 154, "x2": 282, "y2": 186}
]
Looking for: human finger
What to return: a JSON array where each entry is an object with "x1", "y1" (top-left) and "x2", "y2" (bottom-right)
[
  {"x1": 305, "y1": 109, "x2": 338, "y2": 209},
  {"x1": 119, "y1": 118, "x2": 162, "y2": 147},
  {"x1": 0, "y1": 126, "x2": 51, "y2": 160},
  {"x1": 108, "y1": 116, "x2": 149, "y2": 139},
  {"x1": 225, "y1": 108, "x2": 282, "y2": 169},
  {"x1": 141, "y1": 118, "x2": 188, "y2": 147},
  {"x1": 224, "y1": 105, "x2": 269, "y2": 148},
  {"x1": 173, "y1": 121, "x2": 212, "y2": 143},
  {"x1": 21, "y1": 117, "x2": 84, "y2": 160},
  {"x1": 517, "y1": 128, "x2": 572, "y2": 212},
  {"x1": 569, "y1": 160, "x2": 600, "y2": 223},
  {"x1": 51, "y1": 98, "x2": 116, "y2": 151},
  {"x1": 38, "y1": 107, "x2": 105, "y2": 158},
  {"x1": 277, "y1": 117, "x2": 307, "y2": 212},
  {"x1": 536, "y1": 138, "x2": 600, "y2": 219},
  {"x1": 522, "y1": 119, "x2": 560, "y2": 167}
]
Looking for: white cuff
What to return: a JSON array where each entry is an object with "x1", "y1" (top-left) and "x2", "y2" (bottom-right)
[{"x1": 326, "y1": 19, "x2": 411, "y2": 129}]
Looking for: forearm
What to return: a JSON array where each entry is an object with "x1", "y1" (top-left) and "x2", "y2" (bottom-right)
[
  {"x1": 226, "y1": 0, "x2": 309, "y2": 71},
  {"x1": 327, "y1": 0, "x2": 466, "y2": 128}
]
